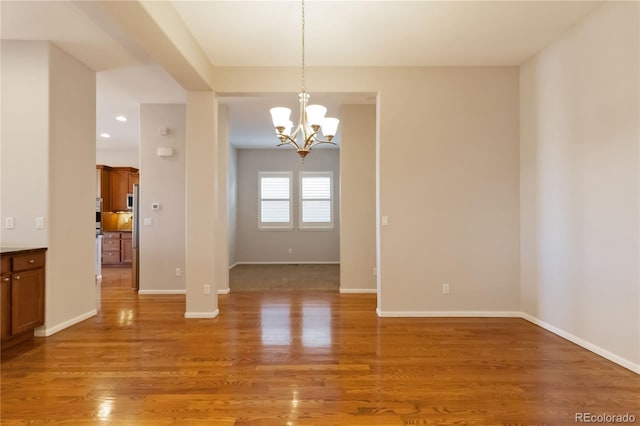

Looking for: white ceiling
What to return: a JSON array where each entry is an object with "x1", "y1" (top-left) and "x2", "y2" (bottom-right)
[
  {"x1": 171, "y1": 0, "x2": 601, "y2": 67},
  {"x1": 1, "y1": 0, "x2": 603, "y2": 150}
]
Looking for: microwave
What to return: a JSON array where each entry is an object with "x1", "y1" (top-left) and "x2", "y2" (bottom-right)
[{"x1": 126, "y1": 193, "x2": 134, "y2": 210}]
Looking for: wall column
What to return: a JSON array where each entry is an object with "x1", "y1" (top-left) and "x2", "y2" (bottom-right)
[{"x1": 185, "y1": 91, "x2": 218, "y2": 317}]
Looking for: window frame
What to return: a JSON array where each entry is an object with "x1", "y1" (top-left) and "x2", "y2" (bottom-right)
[
  {"x1": 258, "y1": 171, "x2": 293, "y2": 230},
  {"x1": 299, "y1": 171, "x2": 334, "y2": 230}
]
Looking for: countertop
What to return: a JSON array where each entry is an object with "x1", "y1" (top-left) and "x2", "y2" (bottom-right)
[
  {"x1": 0, "y1": 247, "x2": 48, "y2": 255},
  {"x1": 102, "y1": 230, "x2": 132, "y2": 233}
]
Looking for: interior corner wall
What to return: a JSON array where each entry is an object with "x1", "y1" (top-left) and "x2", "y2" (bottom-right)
[
  {"x1": 0, "y1": 41, "x2": 49, "y2": 247},
  {"x1": 520, "y1": 1, "x2": 640, "y2": 369},
  {"x1": 340, "y1": 104, "x2": 376, "y2": 291},
  {"x1": 139, "y1": 104, "x2": 186, "y2": 291},
  {"x1": 96, "y1": 148, "x2": 139, "y2": 168},
  {"x1": 235, "y1": 149, "x2": 340, "y2": 263},
  {"x1": 47, "y1": 44, "x2": 97, "y2": 331}
]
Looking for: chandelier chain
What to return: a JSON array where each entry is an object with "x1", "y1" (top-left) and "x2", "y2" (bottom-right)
[{"x1": 301, "y1": 0, "x2": 305, "y2": 93}]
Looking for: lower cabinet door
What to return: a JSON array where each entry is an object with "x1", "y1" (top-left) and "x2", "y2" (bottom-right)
[
  {"x1": 1, "y1": 275, "x2": 10, "y2": 339},
  {"x1": 11, "y1": 269, "x2": 44, "y2": 335}
]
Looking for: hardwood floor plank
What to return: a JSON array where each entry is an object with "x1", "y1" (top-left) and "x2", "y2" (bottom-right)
[{"x1": 1, "y1": 268, "x2": 638, "y2": 424}]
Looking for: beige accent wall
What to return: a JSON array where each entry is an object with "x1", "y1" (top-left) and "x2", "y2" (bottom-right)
[
  {"x1": 235, "y1": 149, "x2": 340, "y2": 263},
  {"x1": 1, "y1": 41, "x2": 96, "y2": 334},
  {"x1": 520, "y1": 2, "x2": 640, "y2": 368},
  {"x1": 1, "y1": 41, "x2": 49, "y2": 247},
  {"x1": 185, "y1": 92, "x2": 218, "y2": 316},
  {"x1": 340, "y1": 105, "x2": 376, "y2": 291},
  {"x1": 96, "y1": 148, "x2": 139, "y2": 168},
  {"x1": 46, "y1": 44, "x2": 97, "y2": 331},
  {"x1": 139, "y1": 104, "x2": 186, "y2": 292}
]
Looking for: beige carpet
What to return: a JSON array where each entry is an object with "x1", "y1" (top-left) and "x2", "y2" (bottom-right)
[{"x1": 229, "y1": 264, "x2": 339, "y2": 291}]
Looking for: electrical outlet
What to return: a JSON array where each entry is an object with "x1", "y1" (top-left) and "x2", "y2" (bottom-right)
[
  {"x1": 35, "y1": 217, "x2": 45, "y2": 230},
  {"x1": 373, "y1": 267, "x2": 377, "y2": 276},
  {"x1": 175, "y1": 268, "x2": 181, "y2": 277},
  {"x1": 5, "y1": 217, "x2": 14, "y2": 229},
  {"x1": 203, "y1": 284, "x2": 211, "y2": 295},
  {"x1": 288, "y1": 248, "x2": 293, "y2": 254},
  {"x1": 442, "y1": 283, "x2": 450, "y2": 295}
]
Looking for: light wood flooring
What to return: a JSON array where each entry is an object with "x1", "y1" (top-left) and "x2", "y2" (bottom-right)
[{"x1": 1, "y1": 268, "x2": 638, "y2": 425}]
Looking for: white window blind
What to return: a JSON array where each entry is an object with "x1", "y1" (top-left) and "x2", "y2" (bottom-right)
[
  {"x1": 300, "y1": 172, "x2": 333, "y2": 229},
  {"x1": 259, "y1": 172, "x2": 292, "y2": 228}
]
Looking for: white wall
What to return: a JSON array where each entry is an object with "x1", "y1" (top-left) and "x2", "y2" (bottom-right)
[
  {"x1": 236, "y1": 149, "x2": 340, "y2": 263},
  {"x1": 1, "y1": 41, "x2": 97, "y2": 335},
  {"x1": 139, "y1": 104, "x2": 186, "y2": 292},
  {"x1": 340, "y1": 105, "x2": 376, "y2": 292},
  {"x1": 96, "y1": 148, "x2": 139, "y2": 168},
  {"x1": 1, "y1": 41, "x2": 49, "y2": 247},
  {"x1": 520, "y1": 2, "x2": 640, "y2": 370}
]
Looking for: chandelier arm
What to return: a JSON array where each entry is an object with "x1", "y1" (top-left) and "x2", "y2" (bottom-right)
[
  {"x1": 309, "y1": 140, "x2": 338, "y2": 148},
  {"x1": 277, "y1": 135, "x2": 302, "y2": 150},
  {"x1": 303, "y1": 131, "x2": 320, "y2": 149}
]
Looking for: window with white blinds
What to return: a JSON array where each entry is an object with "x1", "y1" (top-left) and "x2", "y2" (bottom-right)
[
  {"x1": 300, "y1": 172, "x2": 333, "y2": 229},
  {"x1": 259, "y1": 172, "x2": 292, "y2": 229}
]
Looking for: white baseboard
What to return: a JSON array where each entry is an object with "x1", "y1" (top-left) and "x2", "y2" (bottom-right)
[
  {"x1": 233, "y1": 261, "x2": 340, "y2": 265},
  {"x1": 377, "y1": 310, "x2": 521, "y2": 318},
  {"x1": 138, "y1": 289, "x2": 186, "y2": 295},
  {"x1": 184, "y1": 309, "x2": 219, "y2": 319},
  {"x1": 34, "y1": 309, "x2": 97, "y2": 337},
  {"x1": 339, "y1": 288, "x2": 377, "y2": 294},
  {"x1": 217, "y1": 288, "x2": 230, "y2": 294},
  {"x1": 520, "y1": 312, "x2": 640, "y2": 375}
]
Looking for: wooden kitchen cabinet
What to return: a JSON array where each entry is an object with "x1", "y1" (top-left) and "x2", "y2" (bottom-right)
[
  {"x1": 102, "y1": 232, "x2": 122, "y2": 265},
  {"x1": 121, "y1": 233, "x2": 132, "y2": 264},
  {"x1": 102, "y1": 232, "x2": 132, "y2": 265},
  {"x1": 97, "y1": 165, "x2": 112, "y2": 212},
  {"x1": 1, "y1": 248, "x2": 46, "y2": 350},
  {"x1": 111, "y1": 169, "x2": 130, "y2": 211},
  {"x1": 128, "y1": 172, "x2": 139, "y2": 190},
  {"x1": 96, "y1": 166, "x2": 138, "y2": 212},
  {"x1": 1, "y1": 256, "x2": 10, "y2": 340}
]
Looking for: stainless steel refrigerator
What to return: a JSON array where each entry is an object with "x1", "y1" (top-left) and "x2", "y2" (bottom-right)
[{"x1": 131, "y1": 184, "x2": 140, "y2": 291}]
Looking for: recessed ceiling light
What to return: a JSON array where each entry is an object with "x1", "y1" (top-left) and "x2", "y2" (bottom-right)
[
  {"x1": 115, "y1": 115, "x2": 127, "y2": 122},
  {"x1": 100, "y1": 133, "x2": 111, "y2": 138}
]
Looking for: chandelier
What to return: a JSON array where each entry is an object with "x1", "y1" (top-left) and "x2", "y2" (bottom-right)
[{"x1": 269, "y1": 0, "x2": 339, "y2": 159}]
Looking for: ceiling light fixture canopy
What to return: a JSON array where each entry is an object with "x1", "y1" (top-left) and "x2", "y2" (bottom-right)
[{"x1": 269, "y1": 0, "x2": 339, "y2": 160}]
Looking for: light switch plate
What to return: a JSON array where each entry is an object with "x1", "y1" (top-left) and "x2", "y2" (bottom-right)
[
  {"x1": 5, "y1": 217, "x2": 14, "y2": 229},
  {"x1": 381, "y1": 216, "x2": 389, "y2": 226},
  {"x1": 35, "y1": 217, "x2": 45, "y2": 230},
  {"x1": 143, "y1": 218, "x2": 153, "y2": 226}
]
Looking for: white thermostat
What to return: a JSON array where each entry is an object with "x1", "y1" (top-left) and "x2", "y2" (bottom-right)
[{"x1": 151, "y1": 202, "x2": 161, "y2": 211}]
